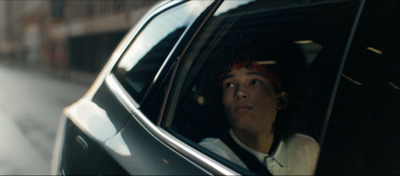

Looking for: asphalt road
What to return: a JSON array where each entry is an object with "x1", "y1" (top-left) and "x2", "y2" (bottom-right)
[{"x1": 0, "y1": 64, "x2": 92, "y2": 175}]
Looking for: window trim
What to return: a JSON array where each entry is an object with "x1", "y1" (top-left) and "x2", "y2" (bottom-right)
[
  {"x1": 158, "y1": 0, "x2": 224, "y2": 127},
  {"x1": 140, "y1": 1, "x2": 216, "y2": 106}
]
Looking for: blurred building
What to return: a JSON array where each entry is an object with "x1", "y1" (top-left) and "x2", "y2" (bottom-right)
[
  {"x1": 0, "y1": 0, "x2": 23, "y2": 65},
  {"x1": 0, "y1": 0, "x2": 157, "y2": 77}
]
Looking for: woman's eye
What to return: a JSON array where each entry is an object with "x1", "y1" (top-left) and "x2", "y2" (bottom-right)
[
  {"x1": 251, "y1": 79, "x2": 262, "y2": 85},
  {"x1": 225, "y1": 82, "x2": 235, "y2": 88}
]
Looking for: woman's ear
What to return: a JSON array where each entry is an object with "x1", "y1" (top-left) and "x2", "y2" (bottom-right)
[{"x1": 277, "y1": 91, "x2": 288, "y2": 110}]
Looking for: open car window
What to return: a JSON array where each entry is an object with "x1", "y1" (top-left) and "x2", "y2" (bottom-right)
[{"x1": 162, "y1": 0, "x2": 360, "y2": 174}]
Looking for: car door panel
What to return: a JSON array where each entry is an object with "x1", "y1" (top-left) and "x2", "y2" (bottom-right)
[
  {"x1": 59, "y1": 1, "x2": 219, "y2": 174},
  {"x1": 60, "y1": 118, "x2": 129, "y2": 175},
  {"x1": 59, "y1": 82, "x2": 132, "y2": 174},
  {"x1": 103, "y1": 117, "x2": 211, "y2": 175}
]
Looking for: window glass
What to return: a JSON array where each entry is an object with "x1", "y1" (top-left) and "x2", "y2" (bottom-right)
[
  {"x1": 316, "y1": 1, "x2": 400, "y2": 174},
  {"x1": 114, "y1": 1, "x2": 210, "y2": 103},
  {"x1": 163, "y1": 0, "x2": 360, "y2": 175}
]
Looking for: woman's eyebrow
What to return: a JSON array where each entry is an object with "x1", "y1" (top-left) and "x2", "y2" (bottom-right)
[
  {"x1": 222, "y1": 71, "x2": 265, "y2": 82},
  {"x1": 221, "y1": 74, "x2": 234, "y2": 83},
  {"x1": 246, "y1": 71, "x2": 266, "y2": 78}
]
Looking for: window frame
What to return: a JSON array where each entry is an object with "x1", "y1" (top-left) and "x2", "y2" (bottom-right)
[{"x1": 159, "y1": 0, "x2": 363, "y2": 174}]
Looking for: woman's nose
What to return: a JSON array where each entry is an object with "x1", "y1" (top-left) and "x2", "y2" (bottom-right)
[{"x1": 234, "y1": 86, "x2": 248, "y2": 100}]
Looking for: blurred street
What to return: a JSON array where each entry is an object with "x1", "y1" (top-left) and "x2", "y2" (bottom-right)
[
  {"x1": 0, "y1": 64, "x2": 93, "y2": 175},
  {"x1": 0, "y1": 1, "x2": 159, "y2": 175}
]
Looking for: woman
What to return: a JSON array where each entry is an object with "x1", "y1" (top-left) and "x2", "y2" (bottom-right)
[{"x1": 199, "y1": 46, "x2": 320, "y2": 175}]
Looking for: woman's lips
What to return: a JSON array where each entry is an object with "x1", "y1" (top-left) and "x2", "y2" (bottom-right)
[{"x1": 234, "y1": 105, "x2": 253, "y2": 112}]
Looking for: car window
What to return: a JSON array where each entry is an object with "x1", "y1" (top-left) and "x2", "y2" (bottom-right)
[
  {"x1": 316, "y1": 1, "x2": 400, "y2": 174},
  {"x1": 113, "y1": 1, "x2": 210, "y2": 104},
  {"x1": 162, "y1": 0, "x2": 360, "y2": 174}
]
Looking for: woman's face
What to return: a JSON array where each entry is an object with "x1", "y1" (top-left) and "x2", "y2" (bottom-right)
[{"x1": 222, "y1": 67, "x2": 280, "y2": 133}]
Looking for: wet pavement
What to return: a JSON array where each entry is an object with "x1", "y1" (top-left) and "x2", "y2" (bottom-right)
[{"x1": 0, "y1": 64, "x2": 93, "y2": 175}]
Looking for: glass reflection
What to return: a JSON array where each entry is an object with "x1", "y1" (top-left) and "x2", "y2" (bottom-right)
[
  {"x1": 214, "y1": 0, "x2": 255, "y2": 16},
  {"x1": 118, "y1": 2, "x2": 199, "y2": 72}
]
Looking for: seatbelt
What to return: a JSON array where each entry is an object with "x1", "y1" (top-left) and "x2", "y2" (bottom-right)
[{"x1": 221, "y1": 132, "x2": 274, "y2": 176}]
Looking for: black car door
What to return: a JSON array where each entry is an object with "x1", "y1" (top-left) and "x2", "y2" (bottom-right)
[{"x1": 100, "y1": 1, "x2": 228, "y2": 175}]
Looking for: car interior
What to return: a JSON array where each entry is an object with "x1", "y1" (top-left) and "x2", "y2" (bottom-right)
[{"x1": 165, "y1": 0, "x2": 360, "y2": 146}]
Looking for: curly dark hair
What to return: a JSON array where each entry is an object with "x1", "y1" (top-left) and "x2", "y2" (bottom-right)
[{"x1": 196, "y1": 39, "x2": 314, "y2": 140}]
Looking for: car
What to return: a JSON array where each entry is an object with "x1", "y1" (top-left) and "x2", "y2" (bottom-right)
[{"x1": 51, "y1": 0, "x2": 400, "y2": 175}]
